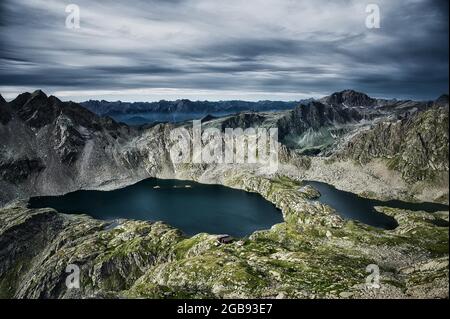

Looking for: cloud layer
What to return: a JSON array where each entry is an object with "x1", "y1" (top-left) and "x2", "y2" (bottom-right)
[{"x1": 0, "y1": 0, "x2": 448, "y2": 101}]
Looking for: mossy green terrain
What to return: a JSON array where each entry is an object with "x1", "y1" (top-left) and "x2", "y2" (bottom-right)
[{"x1": 1, "y1": 174, "x2": 448, "y2": 299}]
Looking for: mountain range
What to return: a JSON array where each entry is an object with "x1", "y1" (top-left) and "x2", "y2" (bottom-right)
[{"x1": 81, "y1": 99, "x2": 302, "y2": 117}]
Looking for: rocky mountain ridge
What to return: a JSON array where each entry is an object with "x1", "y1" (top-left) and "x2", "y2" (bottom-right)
[
  {"x1": 201, "y1": 90, "x2": 436, "y2": 156},
  {"x1": 1, "y1": 89, "x2": 448, "y2": 206},
  {"x1": 334, "y1": 97, "x2": 449, "y2": 184}
]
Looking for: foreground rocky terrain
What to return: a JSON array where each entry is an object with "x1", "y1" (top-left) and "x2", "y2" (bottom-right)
[
  {"x1": 0, "y1": 90, "x2": 448, "y2": 299},
  {"x1": 1, "y1": 175, "x2": 448, "y2": 298}
]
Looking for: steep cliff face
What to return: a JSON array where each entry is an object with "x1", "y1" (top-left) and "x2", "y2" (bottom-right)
[{"x1": 335, "y1": 102, "x2": 449, "y2": 183}]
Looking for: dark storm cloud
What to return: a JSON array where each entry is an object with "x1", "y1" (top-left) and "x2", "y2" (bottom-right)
[{"x1": 0, "y1": 0, "x2": 448, "y2": 101}]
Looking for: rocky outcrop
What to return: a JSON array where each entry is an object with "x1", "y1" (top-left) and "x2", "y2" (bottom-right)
[
  {"x1": 0, "y1": 204, "x2": 183, "y2": 298},
  {"x1": 335, "y1": 104, "x2": 449, "y2": 183}
]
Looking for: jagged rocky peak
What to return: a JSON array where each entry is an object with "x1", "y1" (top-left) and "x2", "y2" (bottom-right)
[
  {"x1": 21, "y1": 91, "x2": 125, "y2": 135},
  {"x1": 29, "y1": 90, "x2": 65, "y2": 107},
  {"x1": 0, "y1": 94, "x2": 6, "y2": 105},
  {"x1": 31, "y1": 89, "x2": 47, "y2": 98},
  {"x1": 9, "y1": 90, "x2": 62, "y2": 128},
  {"x1": 321, "y1": 89, "x2": 377, "y2": 107},
  {"x1": 10, "y1": 92, "x2": 31, "y2": 107},
  {"x1": 11, "y1": 90, "x2": 63, "y2": 107},
  {"x1": 24, "y1": 89, "x2": 48, "y2": 105},
  {"x1": 7, "y1": 89, "x2": 115, "y2": 132}
]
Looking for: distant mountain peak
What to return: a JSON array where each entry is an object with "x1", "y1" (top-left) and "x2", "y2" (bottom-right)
[
  {"x1": 19, "y1": 90, "x2": 52, "y2": 110},
  {"x1": 341, "y1": 89, "x2": 365, "y2": 94},
  {"x1": 31, "y1": 89, "x2": 47, "y2": 97},
  {"x1": 9, "y1": 90, "x2": 50, "y2": 109},
  {"x1": 321, "y1": 89, "x2": 377, "y2": 107}
]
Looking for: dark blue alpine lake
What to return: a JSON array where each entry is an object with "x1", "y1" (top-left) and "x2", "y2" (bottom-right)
[
  {"x1": 28, "y1": 178, "x2": 449, "y2": 237},
  {"x1": 28, "y1": 178, "x2": 284, "y2": 237}
]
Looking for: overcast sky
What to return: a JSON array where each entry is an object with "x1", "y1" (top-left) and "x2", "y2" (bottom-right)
[{"x1": 0, "y1": 0, "x2": 448, "y2": 102}]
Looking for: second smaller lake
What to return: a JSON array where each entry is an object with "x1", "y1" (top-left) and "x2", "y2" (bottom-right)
[{"x1": 304, "y1": 181, "x2": 449, "y2": 230}]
